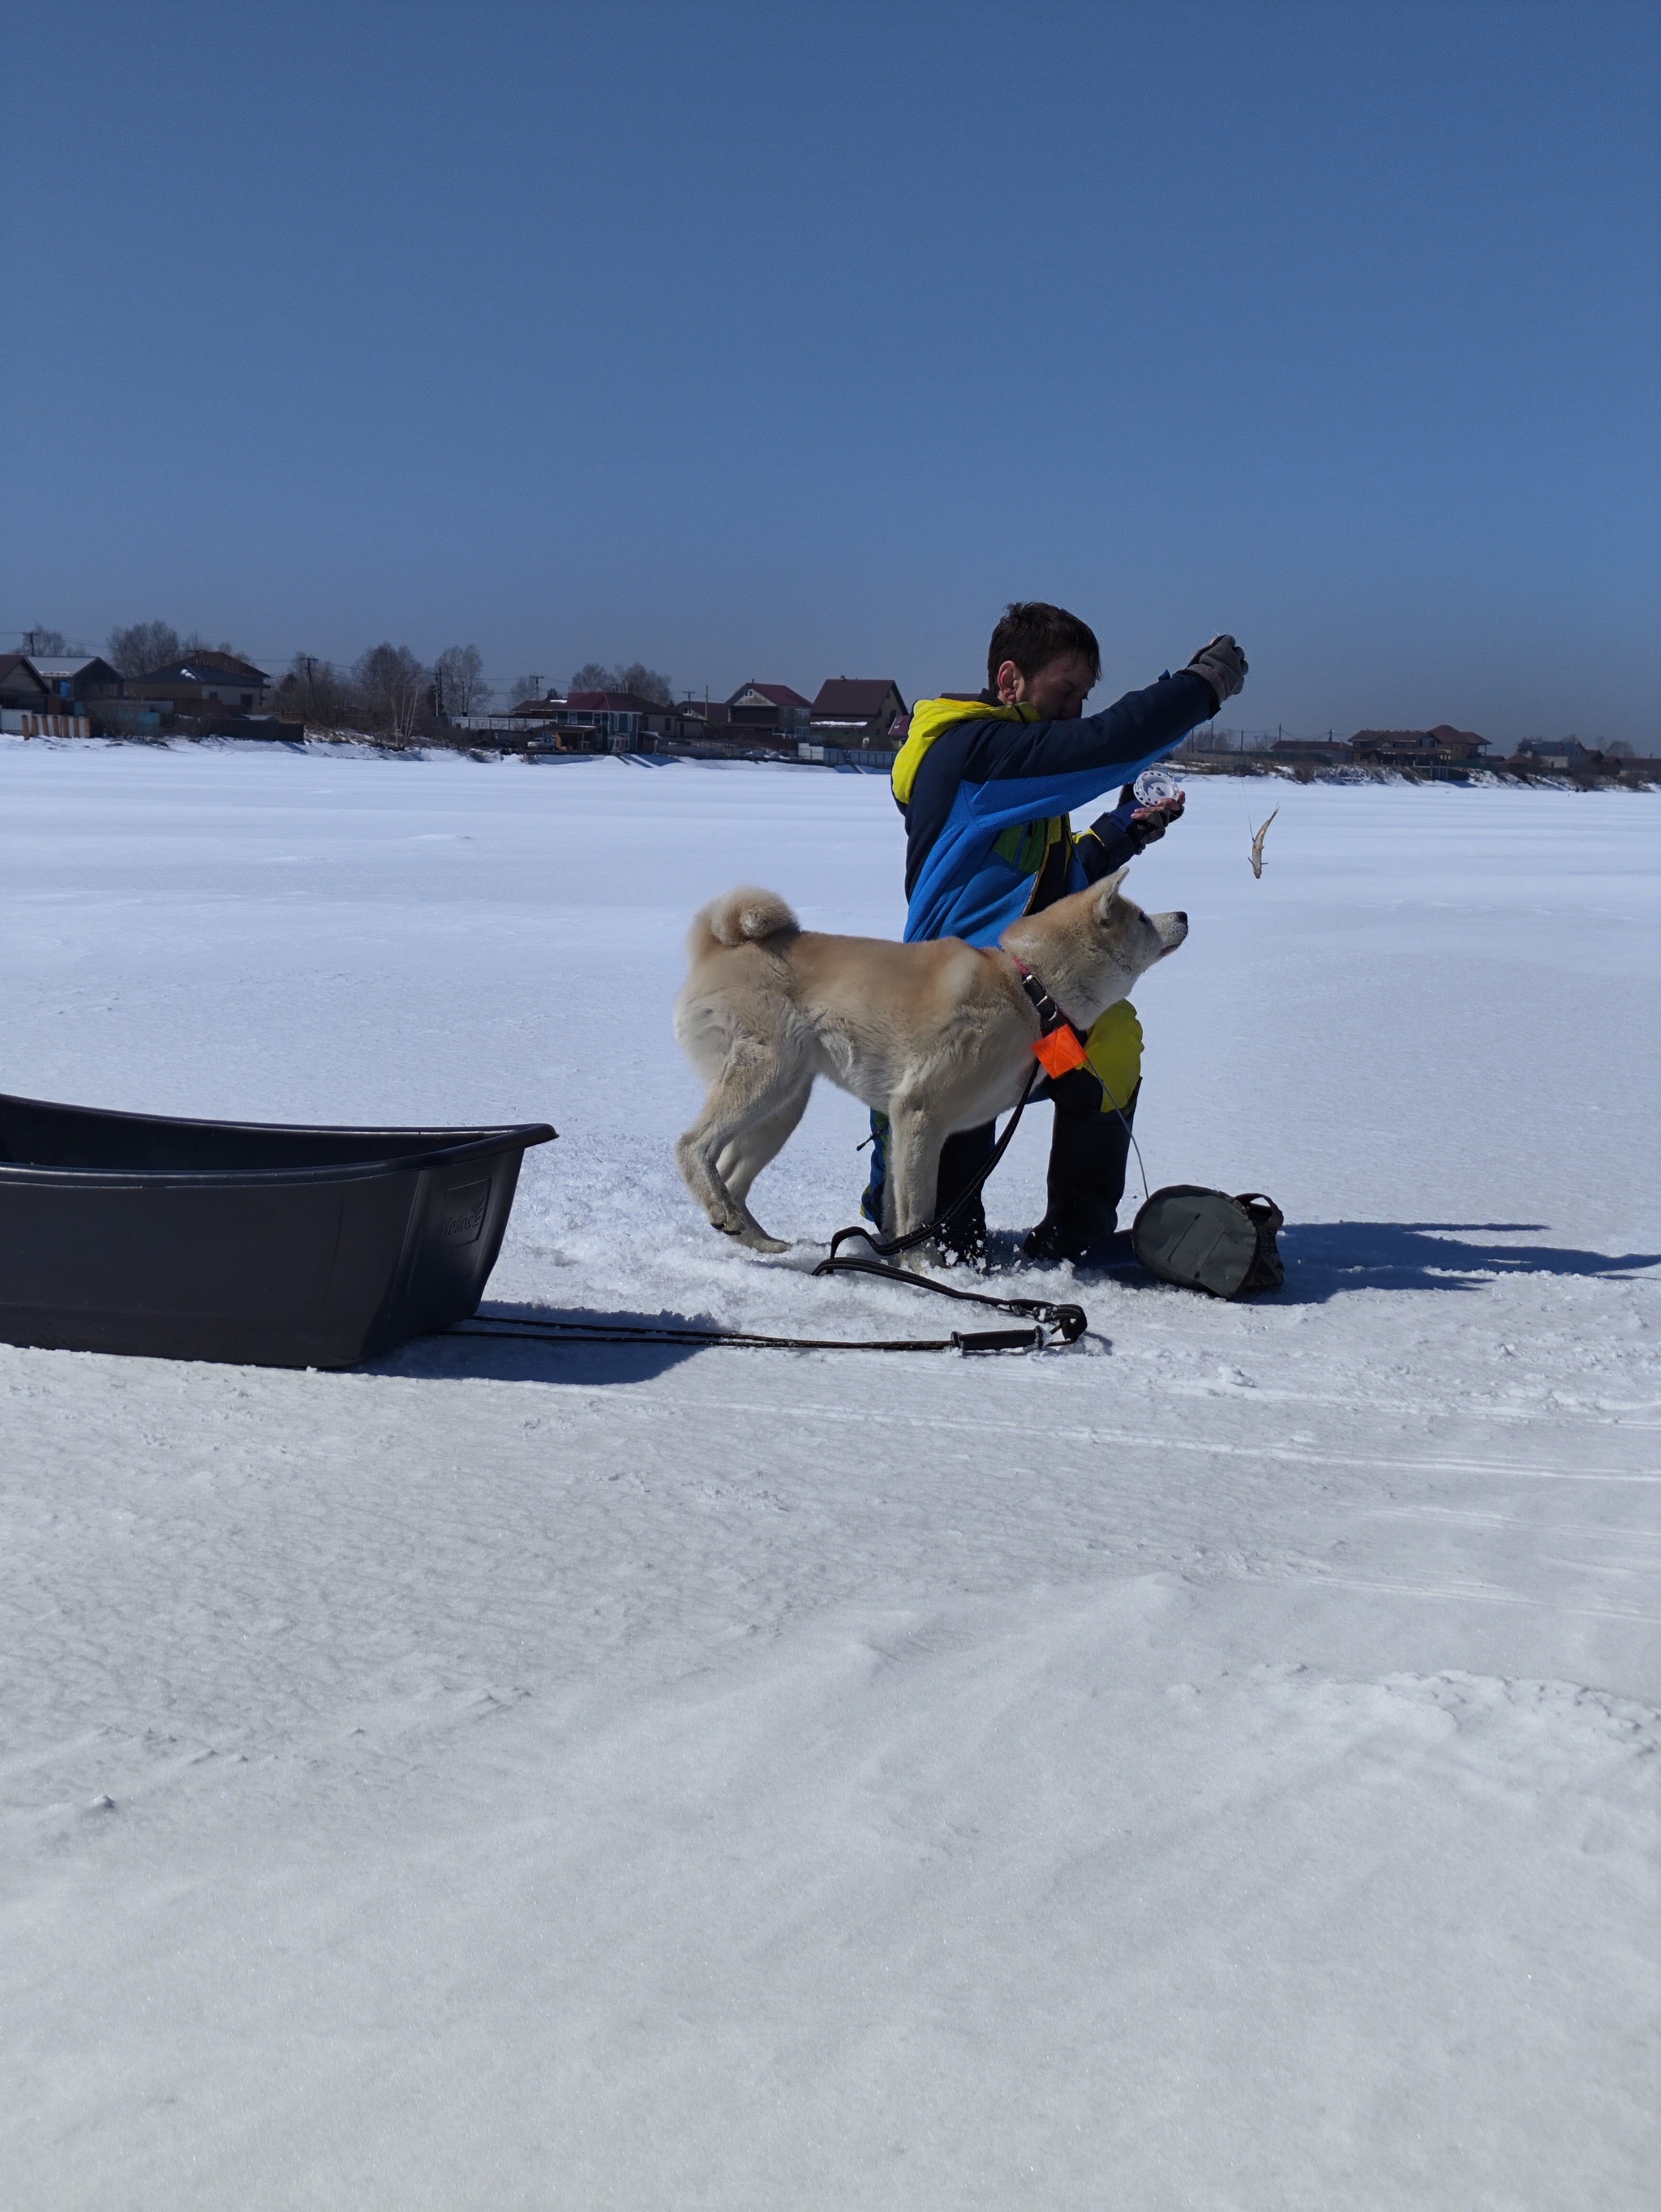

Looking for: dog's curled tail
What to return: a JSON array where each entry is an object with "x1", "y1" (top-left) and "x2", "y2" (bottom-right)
[{"x1": 689, "y1": 886, "x2": 800, "y2": 959}]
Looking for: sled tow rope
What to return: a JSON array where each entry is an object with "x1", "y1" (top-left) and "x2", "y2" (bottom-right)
[{"x1": 447, "y1": 1289, "x2": 1081, "y2": 1357}]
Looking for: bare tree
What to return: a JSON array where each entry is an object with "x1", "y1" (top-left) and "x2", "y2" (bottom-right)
[
  {"x1": 21, "y1": 626, "x2": 69, "y2": 656},
  {"x1": 276, "y1": 652, "x2": 360, "y2": 731},
  {"x1": 353, "y1": 642, "x2": 427, "y2": 740},
  {"x1": 570, "y1": 659, "x2": 673, "y2": 705},
  {"x1": 616, "y1": 661, "x2": 673, "y2": 706},
  {"x1": 509, "y1": 674, "x2": 543, "y2": 709},
  {"x1": 107, "y1": 620, "x2": 182, "y2": 677},
  {"x1": 433, "y1": 644, "x2": 491, "y2": 719}
]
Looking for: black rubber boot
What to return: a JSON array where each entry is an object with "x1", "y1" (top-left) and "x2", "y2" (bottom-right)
[
  {"x1": 932, "y1": 1121, "x2": 996, "y2": 1265},
  {"x1": 1023, "y1": 1077, "x2": 1139, "y2": 1265}
]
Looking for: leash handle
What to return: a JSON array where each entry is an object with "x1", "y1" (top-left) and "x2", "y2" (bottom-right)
[{"x1": 955, "y1": 1327, "x2": 1045, "y2": 1354}]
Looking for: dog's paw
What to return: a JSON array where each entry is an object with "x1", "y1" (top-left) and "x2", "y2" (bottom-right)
[
  {"x1": 713, "y1": 1219, "x2": 788, "y2": 1254},
  {"x1": 739, "y1": 1228, "x2": 791, "y2": 1254}
]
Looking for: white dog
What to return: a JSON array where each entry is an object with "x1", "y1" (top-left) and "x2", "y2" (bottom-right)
[{"x1": 673, "y1": 870, "x2": 1187, "y2": 1251}]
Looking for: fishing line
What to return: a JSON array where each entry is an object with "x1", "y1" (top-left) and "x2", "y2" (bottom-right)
[{"x1": 1094, "y1": 1072, "x2": 1151, "y2": 1207}]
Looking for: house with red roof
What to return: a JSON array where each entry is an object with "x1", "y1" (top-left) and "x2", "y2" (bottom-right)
[{"x1": 727, "y1": 682, "x2": 813, "y2": 742}]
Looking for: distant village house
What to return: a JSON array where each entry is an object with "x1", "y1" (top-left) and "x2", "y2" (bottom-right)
[
  {"x1": 809, "y1": 678, "x2": 908, "y2": 741},
  {"x1": 127, "y1": 651, "x2": 272, "y2": 714},
  {"x1": 500, "y1": 689, "x2": 687, "y2": 749},
  {"x1": 0, "y1": 653, "x2": 103, "y2": 737},
  {"x1": 1515, "y1": 736, "x2": 1592, "y2": 770},
  {"x1": 676, "y1": 684, "x2": 815, "y2": 748},
  {"x1": 0, "y1": 654, "x2": 52, "y2": 711},
  {"x1": 26, "y1": 655, "x2": 124, "y2": 702},
  {"x1": 1349, "y1": 725, "x2": 1489, "y2": 768},
  {"x1": 727, "y1": 682, "x2": 813, "y2": 738}
]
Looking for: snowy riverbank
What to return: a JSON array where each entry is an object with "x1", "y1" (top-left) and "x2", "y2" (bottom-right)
[{"x1": 3, "y1": 748, "x2": 1656, "y2": 2209}]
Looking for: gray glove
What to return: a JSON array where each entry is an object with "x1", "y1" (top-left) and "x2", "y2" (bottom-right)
[{"x1": 1187, "y1": 633, "x2": 1247, "y2": 707}]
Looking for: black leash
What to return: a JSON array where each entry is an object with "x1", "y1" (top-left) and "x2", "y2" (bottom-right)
[
  {"x1": 447, "y1": 1305, "x2": 1068, "y2": 1357},
  {"x1": 822, "y1": 1059, "x2": 1044, "y2": 1270},
  {"x1": 821, "y1": 950, "x2": 1081, "y2": 1273},
  {"x1": 809, "y1": 1055, "x2": 1086, "y2": 1348},
  {"x1": 812, "y1": 1253, "x2": 1086, "y2": 1345},
  {"x1": 800, "y1": 962, "x2": 1109, "y2": 1347}
]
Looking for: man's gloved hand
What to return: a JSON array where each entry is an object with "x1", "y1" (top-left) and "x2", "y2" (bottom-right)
[
  {"x1": 1187, "y1": 633, "x2": 1247, "y2": 707},
  {"x1": 1102, "y1": 784, "x2": 1186, "y2": 854},
  {"x1": 1117, "y1": 782, "x2": 1185, "y2": 848}
]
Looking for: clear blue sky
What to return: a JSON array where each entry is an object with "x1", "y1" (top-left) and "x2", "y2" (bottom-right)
[{"x1": 5, "y1": 1, "x2": 1656, "y2": 744}]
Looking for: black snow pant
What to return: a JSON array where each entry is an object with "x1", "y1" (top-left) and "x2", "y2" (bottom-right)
[{"x1": 930, "y1": 1068, "x2": 1140, "y2": 1266}]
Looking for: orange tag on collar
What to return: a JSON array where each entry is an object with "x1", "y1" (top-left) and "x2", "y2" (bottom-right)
[{"x1": 1033, "y1": 1027, "x2": 1089, "y2": 1078}]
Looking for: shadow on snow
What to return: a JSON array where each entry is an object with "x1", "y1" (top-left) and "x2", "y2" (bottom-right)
[
  {"x1": 1043, "y1": 1220, "x2": 1659, "y2": 1305},
  {"x1": 376, "y1": 1303, "x2": 708, "y2": 1385},
  {"x1": 1255, "y1": 1222, "x2": 1654, "y2": 1304}
]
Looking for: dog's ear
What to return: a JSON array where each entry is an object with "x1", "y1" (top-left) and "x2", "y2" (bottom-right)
[{"x1": 1093, "y1": 866, "x2": 1130, "y2": 913}]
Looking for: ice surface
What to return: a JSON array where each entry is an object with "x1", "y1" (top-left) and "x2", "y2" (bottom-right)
[{"x1": 2, "y1": 744, "x2": 1657, "y2": 2209}]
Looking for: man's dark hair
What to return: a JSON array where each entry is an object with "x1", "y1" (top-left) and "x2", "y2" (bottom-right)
[{"x1": 986, "y1": 602, "x2": 1101, "y2": 692}]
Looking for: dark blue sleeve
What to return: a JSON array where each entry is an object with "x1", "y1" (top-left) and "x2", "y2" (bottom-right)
[
  {"x1": 954, "y1": 670, "x2": 1216, "y2": 825},
  {"x1": 1076, "y1": 792, "x2": 1140, "y2": 879}
]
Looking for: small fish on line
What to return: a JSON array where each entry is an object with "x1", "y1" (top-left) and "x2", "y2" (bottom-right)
[{"x1": 1250, "y1": 808, "x2": 1278, "y2": 879}]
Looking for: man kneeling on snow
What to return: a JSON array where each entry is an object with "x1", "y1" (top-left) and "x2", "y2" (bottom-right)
[{"x1": 864, "y1": 600, "x2": 1246, "y2": 1264}]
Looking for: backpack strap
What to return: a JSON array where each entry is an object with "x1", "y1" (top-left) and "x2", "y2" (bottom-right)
[{"x1": 1233, "y1": 1194, "x2": 1285, "y2": 1290}]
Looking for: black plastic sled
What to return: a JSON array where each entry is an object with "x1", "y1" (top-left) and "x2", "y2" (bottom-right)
[{"x1": 0, "y1": 1089, "x2": 556, "y2": 1369}]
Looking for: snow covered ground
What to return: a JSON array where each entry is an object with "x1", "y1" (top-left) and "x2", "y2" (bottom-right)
[{"x1": 2, "y1": 741, "x2": 1656, "y2": 2210}]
